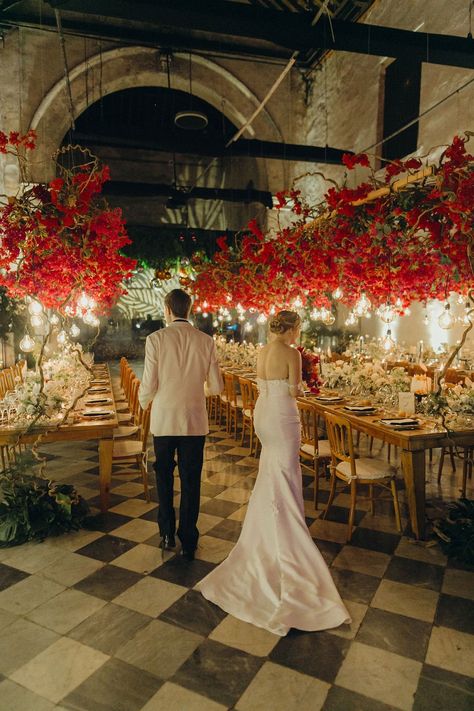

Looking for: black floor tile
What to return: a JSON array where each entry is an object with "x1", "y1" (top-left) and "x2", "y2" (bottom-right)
[
  {"x1": 0, "y1": 563, "x2": 30, "y2": 592},
  {"x1": 85, "y1": 512, "x2": 132, "y2": 533},
  {"x1": 313, "y1": 538, "x2": 343, "y2": 566},
  {"x1": 199, "y1": 498, "x2": 242, "y2": 517},
  {"x1": 329, "y1": 568, "x2": 380, "y2": 605},
  {"x1": 206, "y1": 519, "x2": 242, "y2": 543},
  {"x1": 139, "y1": 508, "x2": 159, "y2": 522},
  {"x1": 356, "y1": 607, "x2": 431, "y2": 661},
  {"x1": 62, "y1": 657, "x2": 162, "y2": 711},
  {"x1": 76, "y1": 535, "x2": 137, "y2": 563},
  {"x1": 349, "y1": 527, "x2": 400, "y2": 555},
  {"x1": 446, "y1": 558, "x2": 474, "y2": 572},
  {"x1": 69, "y1": 603, "x2": 152, "y2": 655},
  {"x1": 435, "y1": 593, "x2": 474, "y2": 634},
  {"x1": 150, "y1": 556, "x2": 216, "y2": 588},
  {"x1": 200, "y1": 482, "x2": 228, "y2": 497},
  {"x1": 385, "y1": 556, "x2": 444, "y2": 591},
  {"x1": 324, "y1": 505, "x2": 366, "y2": 526},
  {"x1": 414, "y1": 664, "x2": 474, "y2": 711},
  {"x1": 74, "y1": 565, "x2": 142, "y2": 600},
  {"x1": 159, "y1": 589, "x2": 227, "y2": 636},
  {"x1": 172, "y1": 638, "x2": 263, "y2": 707},
  {"x1": 269, "y1": 630, "x2": 350, "y2": 683},
  {"x1": 323, "y1": 685, "x2": 401, "y2": 711}
]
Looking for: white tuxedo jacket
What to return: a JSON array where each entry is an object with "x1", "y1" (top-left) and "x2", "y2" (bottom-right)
[{"x1": 138, "y1": 320, "x2": 223, "y2": 436}]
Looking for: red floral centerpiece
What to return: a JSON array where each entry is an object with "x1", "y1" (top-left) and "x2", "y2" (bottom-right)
[{"x1": 297, "y1": 346, "x2": 322, "y2": 394}]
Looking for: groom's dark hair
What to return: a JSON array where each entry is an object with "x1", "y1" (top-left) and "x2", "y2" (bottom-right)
[{"x1": 165, "y1": 289, "x2": 192, "y2": 318}]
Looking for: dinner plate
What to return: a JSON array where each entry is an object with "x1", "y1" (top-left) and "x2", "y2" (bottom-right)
[
  {"x1": 85, "y1": 397, "x2": 113, "y2": 405},
  {"x1": 344, "y1": 406, "x2": 377, "y2": 413},
  {"x1": 380, "y1": 418, "x2": 419, "y2": 426},
  {"x1": 82, "y1": 409, "x2": 114, "y2": 418},
  {"x1": 314, "y1": 396, "x2": 344, "y2": 403}
]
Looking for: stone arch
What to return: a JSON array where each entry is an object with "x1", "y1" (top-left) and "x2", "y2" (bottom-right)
[{"x1": 28, "y1": 45, "x2": 286, "y2": 190}]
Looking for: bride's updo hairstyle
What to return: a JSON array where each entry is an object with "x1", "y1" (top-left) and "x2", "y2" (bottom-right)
[{"x1": 268, "y1": 310, "x2": 301, "y2": 335}]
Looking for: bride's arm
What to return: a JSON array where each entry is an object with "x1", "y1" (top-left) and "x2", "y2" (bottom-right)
[{"x1": 288, "y1": 348, "x2": 304, "y2": 398}]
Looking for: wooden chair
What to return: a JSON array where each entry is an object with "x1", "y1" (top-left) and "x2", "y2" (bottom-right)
[
  {"x1": 324, "y1": 412, "x2": 401, "y2": 541},
  {"x1": 112, "y1": 402, "x2": 151, "y2": 500},
  {"x1": 438, "y1": 445, "x2": 471, "y2": 498},
  {"x1": 114, "y1": 376, "x2": 141, "y2": 438},
  {"x1": 297, "y1": 400, "x2": 331, "y2": 509},
  {"x1": 239, "y1": 376, "x2": 256, "y2": 454},
  {"x1": 250, "y1": 381, "x2": 261, "y2": 456},
  {"x1": 223, "y1": 372, "x2": 242, "y2": 438}
]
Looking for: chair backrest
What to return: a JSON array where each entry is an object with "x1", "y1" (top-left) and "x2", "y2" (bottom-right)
[
  {"x1": 224, "y1": 372, "x2": 238, "y2": 406},
  {"x1": 297, "y1": 400, "x2": 319, "y2": 449},
  {"x1": 119, "y1": 357, "x2": 128, "y2": 386},
  {"x1": 128, "y1": 376, "x2": 141, "y2": 423},
  {"x1": 250, "y1": 381, "x2": 259, "y2": 407},
  {"x1": 137, "y1": 403, "x2": 151, "y2": 449},
  {"x1": 239, "y1": 377, "x2": 254, "y2": 411},
  {"x1": 325, "y1": 412, "x2": 357, "y2": 478},
  {"x1": 444, "y1": 368, "x2": 468, "y2": 384},
  {"x1": 2, "y1": 368, "x2": 15, "y2": 391}
]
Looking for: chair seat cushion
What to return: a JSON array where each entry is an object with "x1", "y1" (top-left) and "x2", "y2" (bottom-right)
[
  {"x1": 336, "y1": 457, "x2": 396, "y2": 481},
  {"x1": 301, "y1": 439, "x2": 331, "y2": 458},
  {"x1": 114, "y1": 425, "x2": 139, "y2": 438},
  {"x1": 113, "y1": 440, "x2": 142, "y2": 458}
]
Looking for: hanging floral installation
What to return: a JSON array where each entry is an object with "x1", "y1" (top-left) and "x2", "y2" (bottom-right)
[
  {"x1": 190, "y1": 132, "x2": 474, "y2": 315},
  {"x1": 0, "y1": 130, "x2": 136, "y2": 314}
]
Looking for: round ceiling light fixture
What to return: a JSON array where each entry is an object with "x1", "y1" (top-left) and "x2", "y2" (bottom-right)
[{"x1": 174, "y1": 110, "x2": 208, "y2": 130}]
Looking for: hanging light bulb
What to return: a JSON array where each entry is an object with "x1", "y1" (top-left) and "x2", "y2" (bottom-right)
[
  {"x1": 364, "y1": 311, "x2": 372, "y2": 319},
  {"x1": 257, "y1": 314, "x2": 267, "y2": 324},
  {"x1": 269, "y1": 306, "x2": 276, "y2": 315},
  {"x1": 238, "y1": 315, "x2": 245, "y2": 322},
  {"x1": 292, "y1": 296, "x2": 303, "y2": 309},
  {"x1": 438, "y1": 303, "x2": 454, "y2": 330},
  {"x1": 382, "y1": 329, "x2": 396, "y2": 352},
  {"x1": 310, "y1": 308, "x2": 321, "y2": 320},
  {"x1": 395, "y1": 297, "x2": 403, "y2": 309},
  {"x1": 345, "y1": 311, "x2": 357, "y2": 326},
  {"x1": 196, "y1": 306, "x2": 202, "y2": 313},
  {"x1": 354, "y1": 292, "x2": 371, "y2": 317},
  {"x1": 203, "y1": 312, "x2": 209, "y2": 318},
  {"x1": 322, "y1": 309, "x2": 336, "y2": 325},
  {"x1": 19, "y1": 333, "x2": 35, "y2": 352},
  {"x1": 64, "y1": 304, "x2": 75, "y2": 317},
  {"x1": 332, "y1": 286, "x2": 343, "y2": 300},
  {"x1": 212, "y1": 319, "x2": 219, "y2": 328},
  {"x1": 77, "y1": 292, "x2": 90, "y2": 310},
  {"x1": 30, "y1": 313, "x2": 44, "y2": 328},
  {"x1": 203, "y1": 301, "x2": 209, "y2": 310},
  {"x1": 379, "y1": 303, "x2": 395, "y2": 324},
  {"x1": 457, "y1": 293, "x2": 466, "y2": 305},
  {"x1": 70, "y1": 323, "x2": 80, "y2": 338},
  {"x1": 49, "y1": 313, "x2": 60, "y2": 326},
  {"x1": 245, "y1": 323, "x2": 253, "y2": 332},
  {"x1": 57, "y1": 330, "x2": 68, "y2": 345},
  {"x1": 28, "y1": 300, "x2": 43, "y2": 316}
]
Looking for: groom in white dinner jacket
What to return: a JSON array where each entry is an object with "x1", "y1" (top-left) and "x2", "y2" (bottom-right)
[{"x1": 138, "y1": 289, "x2": 223, "y2": 559}]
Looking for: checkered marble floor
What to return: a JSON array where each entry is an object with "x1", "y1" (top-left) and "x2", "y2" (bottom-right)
[{"x1": 0, "y1": 425, "x2": 473, "y2": 711}]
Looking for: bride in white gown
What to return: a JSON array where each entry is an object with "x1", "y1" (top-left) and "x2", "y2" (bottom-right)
[{"x1": 196, "y1": 310, "x2": 350, "y2": 636}]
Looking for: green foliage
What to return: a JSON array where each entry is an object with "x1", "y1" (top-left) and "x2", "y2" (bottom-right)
[
  {"x1": 123, "y1": 225, "x2": 233, "y2": 269},
  {"x1": 434, "y1": 498, "x2": 474, "y2": 565},
  {"x1": 0, "y1": 454, "x2": 90, "y2": 547},
  {"x1": 0, "y1": 287, "x2": 24, "y2": 341}
]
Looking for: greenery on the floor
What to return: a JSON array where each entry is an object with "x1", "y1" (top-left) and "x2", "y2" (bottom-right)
[
  {"x1": 0, "y1": 454, "x2": 90, "y2": 547},
  {"x1": 434, "y1": 498, "x2": 474, "y2": 565}
]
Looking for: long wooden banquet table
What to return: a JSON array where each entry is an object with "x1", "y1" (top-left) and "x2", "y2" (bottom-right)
[
  {"x1": 0, "y1": 365, "x2": 118, "y2": 513},
  {"x1": 299, "y1": 393, "x2": 474, "y2": 540}
]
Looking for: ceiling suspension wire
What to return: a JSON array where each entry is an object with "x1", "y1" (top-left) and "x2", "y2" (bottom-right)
[
  {"x1": 361, "y1": 75, "x2": 474, "y2": 154},
  {"x1": 54, "y1": 8, "x2": 75, "y2": 131}
]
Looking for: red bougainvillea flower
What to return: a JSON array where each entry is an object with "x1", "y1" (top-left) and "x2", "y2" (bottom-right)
[
  {"x1": 190, "y1": 134, "x2": 473, "y2": 314},
  {"x1": 0, "y1": 139, "x2": 136, "y2": 312}
]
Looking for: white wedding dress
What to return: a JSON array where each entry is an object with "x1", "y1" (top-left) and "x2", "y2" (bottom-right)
[{"x1": 197, "y1": 379, "x2": 350, "y2": 636}]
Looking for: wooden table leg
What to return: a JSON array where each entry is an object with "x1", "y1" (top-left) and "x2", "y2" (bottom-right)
[
  {"x1": 98, "y1": 437, "x2": 113, "y2": 513},
  {"x1": 401, "y1": 449, "x2": 426, "y2": 540}
]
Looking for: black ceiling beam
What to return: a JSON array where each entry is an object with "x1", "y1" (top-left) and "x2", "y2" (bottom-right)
[
  {"x1": 102, "y1": 181, "x2": 274, "y2": 208},
  {"x1": 1, "y1": 1, "x2": 473, "y2": 69},
  {"x1": 72, "y1": 131, "x2": 351, "y2": 165},
  {"x1": 44, "y1": 0, "x2": 474, "y2": 69}
]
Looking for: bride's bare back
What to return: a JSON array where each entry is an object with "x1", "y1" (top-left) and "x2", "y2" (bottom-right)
[{"x1": 257, "y1": 341, "x2": 302, "y2": 396}]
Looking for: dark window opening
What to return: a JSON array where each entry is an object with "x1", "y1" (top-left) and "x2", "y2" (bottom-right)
[{"x1": 382, "y1": 59, "x2": 421, "y2": 162}]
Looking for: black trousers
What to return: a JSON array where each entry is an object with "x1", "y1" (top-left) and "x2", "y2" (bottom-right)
[{"x1": 153, "y1": 435, "x2": 205, "y2": 551}]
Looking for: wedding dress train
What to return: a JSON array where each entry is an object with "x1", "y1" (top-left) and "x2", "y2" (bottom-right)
[{"x1": 196, "y1": 379, "x2": 350, "y2": 636}]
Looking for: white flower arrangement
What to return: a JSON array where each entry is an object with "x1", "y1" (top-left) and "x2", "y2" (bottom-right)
[{"x1": 215, "y1": 337, "x2": 260, "y2": 369}]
